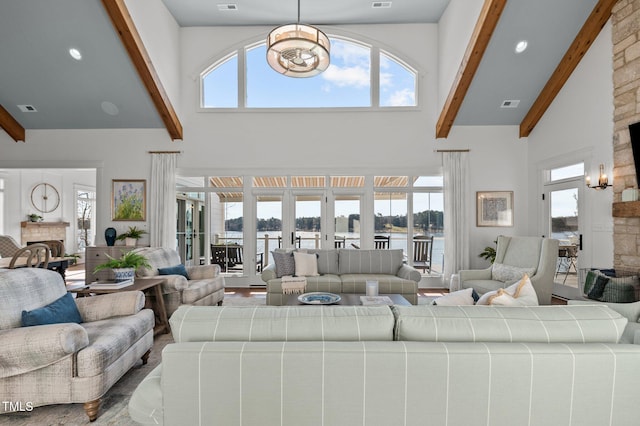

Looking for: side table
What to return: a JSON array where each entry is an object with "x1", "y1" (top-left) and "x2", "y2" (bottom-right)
[{"x1": 70, "y1": 277, "x2": 170, "y2": 336}]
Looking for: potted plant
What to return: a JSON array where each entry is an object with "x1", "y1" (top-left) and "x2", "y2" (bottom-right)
[
  {"x1": 479, "y1": 240, "x2": 498, "y2": 264},
  {"x1": 28, "y1": 213, "x2": 43, "y2": 222},
  {"x1": 94, "y1": 250, "x2": 151, "y2": 282},
  {"x1": 116, "y1": 226, "x2": 148, "y2": 246}
]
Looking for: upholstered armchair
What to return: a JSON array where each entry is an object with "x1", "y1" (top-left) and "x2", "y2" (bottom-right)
[
  {"x1": 0, "y1": 235, "x2": 21, "y2": 258},
  {"x1": 132, "y1": 247, "x2": 225, "y2": 316},
  {"x1": 459, "y1": 235, "x2": 559, "y2": 304},
  {"x1": 0, "y1": 268, "x2": 154, "y2": 421}
]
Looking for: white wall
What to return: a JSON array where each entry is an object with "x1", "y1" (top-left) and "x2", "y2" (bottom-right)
[
  {"x1": 125, "y1": 0, "x2": 182, "y2": 118},
  {"x1": 0, "y1": 168, "x2": 95, "y2": 254},
  {"x1": 437, "y1": 125, "x2": 529, "y2": 269},
  {"x1": 438, "y1": 0, "x2": 485, "y2": 110},
  {"x1": 527, "y1": 21, "x2": 614, "y2": 269}
]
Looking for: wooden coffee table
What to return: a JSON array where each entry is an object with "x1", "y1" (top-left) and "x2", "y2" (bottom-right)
[
  {"x1": 70, "y1": 277, "x2": 170, "y2": 336},
  {"x1": 285, "y1": 293, "x2": 411, "y2": 306}
]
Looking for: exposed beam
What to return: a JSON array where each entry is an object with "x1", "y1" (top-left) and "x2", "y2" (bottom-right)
[
  {"x1": 0, "y1": 105, "x2": 25, "y2": 142},
  {"x1": 519, "y1": 0, "x2": 617, "y2": 138},
  {"x1": 101, "y1": 0, "x2": 183, "y2": 140},
  {"x1": 435, "y1": 0, "x2": 507, "y2": 139}
]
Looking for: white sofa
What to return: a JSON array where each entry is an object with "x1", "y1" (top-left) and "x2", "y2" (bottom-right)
[
  {"x1": 261, "y1": 248, "x2": 421, "y2": 305},
  {"x1": 129, "y1": 304, "x2": 640, "y2": 425}
]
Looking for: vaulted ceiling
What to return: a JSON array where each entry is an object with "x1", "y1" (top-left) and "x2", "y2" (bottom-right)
[{"x1": 0, "y1": 0, "x2": 617, "y2": 143}]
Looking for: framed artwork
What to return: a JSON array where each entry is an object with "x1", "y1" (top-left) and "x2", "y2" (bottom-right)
[
  {"x1": 476, "y1": 191, "x2": 513, "y2": 227},
  {"x1": 112, "y1": 179, "x2": 146, "y2": 221}
]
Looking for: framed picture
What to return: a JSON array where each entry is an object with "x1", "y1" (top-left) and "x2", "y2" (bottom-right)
[
  {"x1": 476, "y1": 191, "x2": 513, "y2": 227},
  {"x1": 112, "y1": 179, "x2": 146, "y2": 221}
]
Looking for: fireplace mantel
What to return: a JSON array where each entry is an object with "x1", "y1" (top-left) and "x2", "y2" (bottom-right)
[
  {"x1": 21, "y1": 221, "x2": 70, "y2": 228},
  {"x1": 612, "y1": 201, "x2": 640, "y2": 218}
]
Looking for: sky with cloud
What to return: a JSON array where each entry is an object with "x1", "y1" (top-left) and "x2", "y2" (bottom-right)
[{"x1": 203, "y1": 38, "x2": 416, "y2": 108}]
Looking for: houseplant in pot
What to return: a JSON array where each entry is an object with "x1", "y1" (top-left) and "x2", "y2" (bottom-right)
[
  {"x1": 116, "y1": 226, "x2": 147, "y2": 247},
  {"x1": 94, "y1": 250, "x2": 151, "y2": 282}
]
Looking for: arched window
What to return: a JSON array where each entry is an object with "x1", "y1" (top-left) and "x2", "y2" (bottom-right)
[{"x1": 201, "y1": 36, "x2": 417, "y2": 109}]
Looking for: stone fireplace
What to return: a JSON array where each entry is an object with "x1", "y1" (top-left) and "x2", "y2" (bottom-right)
[
  {"x1": 20, "y1": 221, "x2": 70, "y2": 248},
  {"x1": 612, "y1": 0, "x2": 640, "y2": 269}
]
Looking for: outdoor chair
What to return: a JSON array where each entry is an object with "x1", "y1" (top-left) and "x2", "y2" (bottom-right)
[
  {"x1": 211, "y1": 244, "x2": 264, "y2": 273},
  {"x1": 334, "y1": 236, "x2": 346, "y2": 248},
  {"x1": 374, "y1": 235, "x2": 390, "y2": 249},
  {"x1": 413, "y1": 235, "x2": 434, "y2": 272}
]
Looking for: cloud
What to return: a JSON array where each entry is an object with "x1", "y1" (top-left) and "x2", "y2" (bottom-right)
[
  {"x1": 330, "y1": 40, "x2": 370, "y2": 67},
  {"x1": 380, "y1": 72, "x2": 392, "y2": 88},
  {"x1": 322, "y1": 65, "x2": 369, "y2": 88},
  {"x1": 385, "y1": 89, "x2": 415, "y2": 107}
]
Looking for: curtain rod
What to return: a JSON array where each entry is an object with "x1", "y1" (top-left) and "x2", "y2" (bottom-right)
[
  {"x1": 147, "y1": 150, "x2": 183, "y2": 154},
  {"x1": 434, "y1": 149, "x2": 470, "y2": 152}
]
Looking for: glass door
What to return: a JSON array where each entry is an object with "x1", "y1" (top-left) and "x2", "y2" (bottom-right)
[
  {"x1": 293, "y1": 194, "x2": 324, "y2": 249},
  {"x1": 256, "y1": 194, "x2": 282, "y2": 269},
  {"x1": 177, "y1": 196, "x2": 204, "y2": 265},
  {"x1": 332, "y1": 193, "x2": 362, "y2": 249},
  {"x1": 543, "y1": 162, "x2": 584, "y2": 291}
]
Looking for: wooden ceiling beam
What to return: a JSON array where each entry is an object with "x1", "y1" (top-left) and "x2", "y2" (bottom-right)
[
  {"x1": 519, "y1": 0, "x2": 617, "y2": 138},
  {"x1": 435, "y1": 0, "x2": 507, "y2": 139},
  {"x1": 0, "y1": 105, "x2": 25, "y2": 142},
  {"x1": 101, "y1": 0, "x2": 183, "y2": 140}
]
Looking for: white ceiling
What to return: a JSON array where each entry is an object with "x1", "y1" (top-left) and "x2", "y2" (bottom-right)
[{"x1": 0, "y1": 0, "x2": 601, "y2": 133}]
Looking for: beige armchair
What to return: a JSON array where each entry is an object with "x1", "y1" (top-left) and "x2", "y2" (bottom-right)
[
  {"x1": 132, "y1": 247, "x2": 225, "y2": 316},
  {"x1": 459, "y1": 235, "x2": 559, "y2": 304},
  {"x1": 0, "y1": 268, "x2": 154, "y2": 421}
]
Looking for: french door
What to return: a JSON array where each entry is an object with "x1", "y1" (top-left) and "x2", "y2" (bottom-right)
[
  {"x1": 543, "y1": 179, "x2": 583, "y2": 288},
  {"x1": 176, "y1": 196, "x2": 204, "y2": 265}
]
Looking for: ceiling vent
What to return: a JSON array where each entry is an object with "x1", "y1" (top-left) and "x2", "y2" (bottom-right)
[
  {"x1": 372, "y1": 2, "x2": 392, "y2": 8},
  {"x1": 17, "y1": 104, "x2": 37, "y2": 112},
  {"x1": 217, "y1": 4, "x2": 237, "y2": 11},
  {"x1": 500, "y1": 100, "x2": 520, "y2": 108}
]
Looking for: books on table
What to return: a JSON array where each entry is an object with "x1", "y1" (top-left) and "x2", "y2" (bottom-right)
[
  {"x1": 89, "y1": 279, "x2": 134, "y2": 290},
  {"x1": 360, "y1": 295, "x2": 394, "y2": 306}
]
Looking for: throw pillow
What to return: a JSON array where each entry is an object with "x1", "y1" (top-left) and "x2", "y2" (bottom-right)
[
  {"x1": 293, "y1": 251, "x2": 319, "y2": 277},
  {"x1": 22, "y1": 292, "x2": 83, "y2": 327},
  {"x1": 479, "y1": 275, "x2": 539, "y2": 306},
  {"x1": 432, "y1": 288, "x2": 475, "y2": 306},
  {"x1": 587, "y1": 275, "x2": 610, "y2": 300},
  {"x1": 272, "y1": 251, "x2": 295, "y2": 278},
  {"x1": 491, "y1": 263, "x2": 536, "y2": 283},
  {"x1": 158, "y1": 264, "x2": 190, "y2": 279}
]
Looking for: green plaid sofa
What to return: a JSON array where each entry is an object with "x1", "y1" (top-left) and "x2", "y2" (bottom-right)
[
  {"x1": 262, "y1": 249, "x2": 421, "y2": 305},
  {"x1": 130, "y1": 304, "x2": 640, "y2": 426}
]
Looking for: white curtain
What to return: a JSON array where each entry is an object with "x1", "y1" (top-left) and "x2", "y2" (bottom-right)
[
  {"x1": 150, "y1": 153, "x2": 178, "y2": 249},
  {"x1": 443, "y1": 151, "x2": 470, "y2": 284}
]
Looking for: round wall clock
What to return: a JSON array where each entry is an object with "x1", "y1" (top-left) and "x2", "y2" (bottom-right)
[{"x1": 30, "y1": 183, "x2": 60, "y2": 213}]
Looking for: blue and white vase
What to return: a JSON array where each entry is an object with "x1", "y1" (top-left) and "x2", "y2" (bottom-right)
[{"x1": 112, "y1": 267, "x2": 135, "y2": 282}]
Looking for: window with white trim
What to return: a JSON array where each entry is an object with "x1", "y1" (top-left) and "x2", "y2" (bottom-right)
[{"x1": 202, "y1": 36, "x2": 417, "y2": 109}]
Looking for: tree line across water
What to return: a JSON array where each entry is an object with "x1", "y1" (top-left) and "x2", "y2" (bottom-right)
[{"x1": 225, "y1": 210, "x2": 444, "y2": 233}]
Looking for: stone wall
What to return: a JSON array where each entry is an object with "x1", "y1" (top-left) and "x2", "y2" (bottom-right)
[{"x1": 613, "y1": 0, "x2": 640, "y2": 269}]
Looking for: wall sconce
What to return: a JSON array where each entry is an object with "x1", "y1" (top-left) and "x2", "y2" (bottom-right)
[{"x1": 585, "y1": 163, "x2": 612, "y2": 190}]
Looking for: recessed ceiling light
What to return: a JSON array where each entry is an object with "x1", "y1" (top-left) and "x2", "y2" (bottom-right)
[
  {"x1": 515, "y1": 40, "x2": 528, "y2": 54},
  {"x1": 69, "y1": 48, "x2": 82, "y2": 60},
  {"x1": 372, "y1": 2, "x2": 392, "y2": 8},
  {"x1": 101, "y1": 101, "x2": 119, "y2": 116}
]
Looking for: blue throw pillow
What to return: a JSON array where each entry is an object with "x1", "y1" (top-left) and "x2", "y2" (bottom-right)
[
  {"x1": 158, "y1": 264, "x2": 190, "y2": 279},
  {"x1": 22, "y1": 292, "x2": 83, "y2": 327}
]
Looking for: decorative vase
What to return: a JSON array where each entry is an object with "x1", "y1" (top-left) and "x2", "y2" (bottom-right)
[
  {"x1": 112, "y1": 267, "x2": 135, "y2": 282},
  {"x1": 105, "y1": 227, "x2": 117, "y2": 246},
  {"x1": 124, "y1": 237, "x2": 137, "y2": 247}
]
